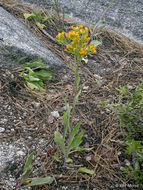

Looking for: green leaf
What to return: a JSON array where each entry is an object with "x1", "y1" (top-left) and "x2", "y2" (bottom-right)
[
  {"x1": 42, "y1": 16, "x2": 56, "y2": 23},
  {"x1": 22, "y1": 152, "x2": 34, "y2": 182},
  {"x1": 24, "y1": 13, "x2": 35, "y2": 19},
  {"x1": 26, "y1": 82, "x2": 45, "y2": 92},
  {"x1": 91, "y1": 40, "x2": 102, "y2": 46},
  {"x1": 23, "y1": 152, "x2": 34, "y2": 172},
  {"x1": 35, "y1": 70, "x2": 52, "y2": 80},
  {"x1": 62, "y1": 104, "x2": 72, "y2": 136},
  {"x1": 54, "y1": 129, "x2": 66, "y2": 156},
  {"x1": 16, "y1": 57, "x2": 27, "y2": 64},
  {"x1": 70, "y1": 147, "x2": 93, "y2": 154},
  {"x1": 64, "y1": 92, "x2": 69, "y2": 105},
  {"x1": 23, "y1": 176, "x2": 54, "y2": 187},
  {"x1": 66, "y1": 158, "x2": 73, "y2": 163},
  {"x1": 69, "y1": 122, "x2": 81, "y2": 145},
  {"x1": 28, "y1": 75, "x2": 41, "y2": 82},
  {"x1": 36, "y1": 22, "x2": 45, "y2": 30},
  {"x1": 22, "y1": 59, "x2": 46, "y2": 69},
  {"x1": 73, "y1": 90, "x2": 81, "y2": 106},
  {"x1": 93, "y1": 20, "x2": 102, "y2": 30},
  {"x1": 53, "y1": 153, "x2": 61, "y2": 162},
  {"x1": 32, "y1": 8, "x2": 42, "y2": 22},
  {"x1": 75, "y1": 76, "x2": 80, "y2": 91},
  {"x1": 78, "y1": 167, "x2": 94, "y2": 175},
  {"x1": 24, "y1": 67, "x2": 35, "y2": 75},
  {"x1": 68, "y1": 131, "x2": 84, "y2": 153}
]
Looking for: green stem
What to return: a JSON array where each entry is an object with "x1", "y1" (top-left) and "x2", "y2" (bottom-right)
[{"x1": 70, "y1": 54, "x2": 81, "y2": 130}]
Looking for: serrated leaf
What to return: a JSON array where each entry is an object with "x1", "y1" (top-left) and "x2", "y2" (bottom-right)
[
  {"x1": 68, "y1": 131, "x2": 84, "y2": 153},
  {"x1": 78, "y1": 167, "x2": 94, "y2": 175},
  {"x1": 23, "y1": 176, "x2": 54, "y2": 187},
  {"x1": 91, "y1": 40, "x2": 102, "y2": 46},
  {"x1": 35, "y1": 70, "x2": 52, "y2": 80},
  {"x1": 54, "y1": 129, "x2": 66, "y2": 156},
  {"x1": 73, "y1": 90, "x2": 81, "y2": 106},
  {"x1": 24, "y1": 13, "x2": 35, "y2": 19},
  {"x1": 69, "y1": 122, "x2": 81, "y2": 145}
]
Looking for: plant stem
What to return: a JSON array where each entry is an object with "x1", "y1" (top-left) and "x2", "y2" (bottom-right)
[{"x1": 70, "y1": 54, "x2": 80, "y2": 130}]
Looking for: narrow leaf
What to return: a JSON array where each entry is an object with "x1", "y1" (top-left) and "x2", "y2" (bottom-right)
[
  {"x1": 24, "y1": 152, "x2": 34, "y2": 172},
  {"x1": 42, "y1": 16, "x2": 56, "y2": 23},
  {"x1": 53, "y1": 153, "x2": 61, "y2": 162},
  {"x1": 35, "y1": 70, "x2": 52, "y2": 80},
  {"x1": 62, "y1": 104, "x2": 72, "y2": 136},
  {"x1": 73, "y1": 90, "x2": 81, "y2": 106},
  {"x1": 69, "y1": 122, "x2": 81, "y2": 145},
  {"x1": 70, "y1": 147, "x2": 93, "y2": 154},
  {"x1": 23, "y1": 176, "x2": 54, "y2": 187},
  {"x1": 75, "y1": 76, "x2": 80, "y2": 91},
  {"x1": 22, "y1": 59, "x2": 46, "y2": 69},
  {"x1": 32, "y1": 8, "x2": 42, "y2": 22},
  {"x1": 16, "y1": 57, "x2": 27, "y2": 64},
  {"x1": 78, "y1": 167, "x2": 94, "y2": 175},
  {"x1": 54, "y1": 129, "x2": 66, "y2": 155},
  {"x1": 69, "y1": 131, "x2": 84, "y2": 153},
  {"x1": 22, "y1": 152, "x2": 34, "y2": 182}
]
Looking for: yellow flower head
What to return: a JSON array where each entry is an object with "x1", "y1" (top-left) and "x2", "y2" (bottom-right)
[{"x1": 84, "y1": 27, "x2": 88, "y2": 31}]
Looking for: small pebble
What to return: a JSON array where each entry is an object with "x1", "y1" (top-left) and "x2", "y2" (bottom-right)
[
  {"x1": 0, "y1": 127, "x2": 5, "y2": 132},
  {"x1": 51, "y1": 111, "x2": 60, "y2": 118}
]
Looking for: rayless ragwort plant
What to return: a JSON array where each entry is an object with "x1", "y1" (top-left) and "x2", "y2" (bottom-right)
[
  {"x1": 24, "y1": 8, "x2": 55, "y2": 29},
  {"x1": 16, "y1": 152, "x2": 54, "y2": 189},
  {"x1": 18, "y1": 59, "x2": 52, "y2": 92},
  {"x1": 54, "y1": 25, "x2": 100, "y2": 163}
]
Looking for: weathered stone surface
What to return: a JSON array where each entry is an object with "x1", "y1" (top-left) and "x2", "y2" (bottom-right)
[
  {"x1": 0, "y1": 7, "x2": 66, "y2": 70},
  {"x1": 15, "y1": 0, "x2": 143, "y2": 45}
]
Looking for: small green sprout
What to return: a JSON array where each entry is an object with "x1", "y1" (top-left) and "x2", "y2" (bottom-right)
[
  {"x1": 24, "y1": 8, "x2": 55, "y2": 29},
  {"x1": 16, "y1": 152, "x2": 54, "y2": 189}
]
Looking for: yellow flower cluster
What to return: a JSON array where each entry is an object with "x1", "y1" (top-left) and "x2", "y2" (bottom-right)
[{"x1": 56, "y1": 25, "x2": 97, "y2": 57}]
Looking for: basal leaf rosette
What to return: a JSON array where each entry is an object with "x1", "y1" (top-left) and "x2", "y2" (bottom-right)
[{"x1": 56, "y1": 25, "x2": 97, "y2": 57}]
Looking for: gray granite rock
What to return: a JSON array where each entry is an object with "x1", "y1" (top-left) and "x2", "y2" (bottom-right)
[
  {"x1": 15, "y1": 0, "x2": 143, "y2": 45},
  {"x1": 0, "y1": 7, "x2": 66, "y2": 71}
]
